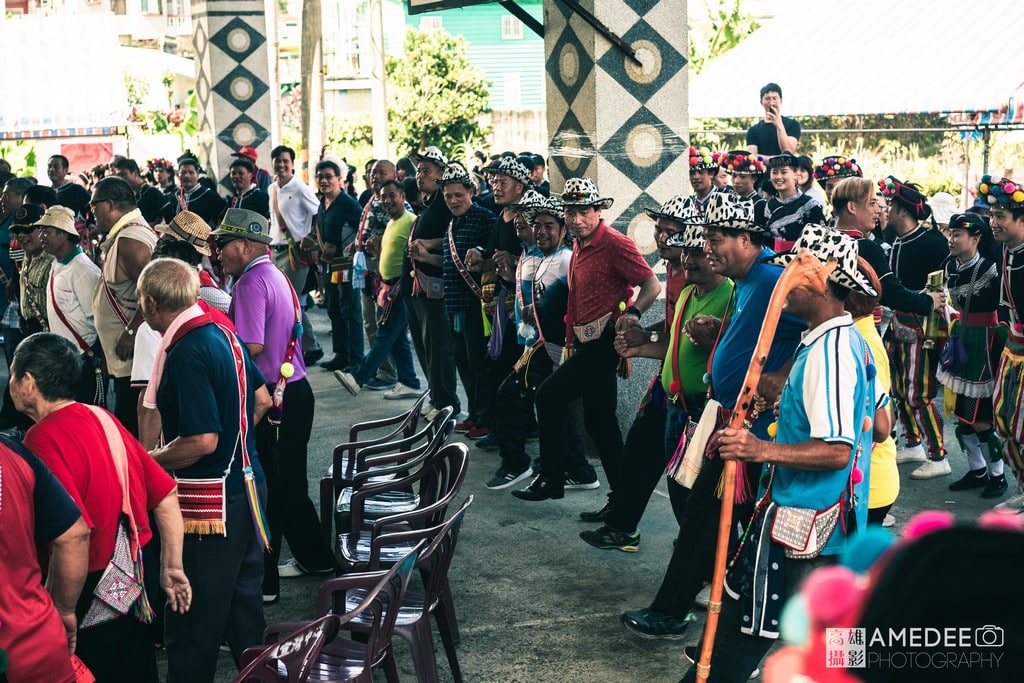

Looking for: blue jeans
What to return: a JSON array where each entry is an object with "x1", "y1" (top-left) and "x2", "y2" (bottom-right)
[
  {"x1": 351, "y1": 298, "x2": 420, "y2": 389},
  {"x1": 325, "y1": 280, "x2": 363, "y2": 367}
]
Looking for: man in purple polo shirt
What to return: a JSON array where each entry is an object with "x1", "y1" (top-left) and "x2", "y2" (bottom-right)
[{"x1": 212, "y1": 208, "x2": 334, "y2": 604}]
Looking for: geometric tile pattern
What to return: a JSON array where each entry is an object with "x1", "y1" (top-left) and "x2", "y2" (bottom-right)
[
  {"x1": 545, "y1": 0, "x2": 689, "y2": 257},
  {"x1": 190, "y1": 1, "x2": 273, "y2": 189}
]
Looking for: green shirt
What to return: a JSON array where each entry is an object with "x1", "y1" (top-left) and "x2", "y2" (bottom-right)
[
  {"x1": 379, "y1": 211, "x2": 415, "y2": 280},
  {"x1": 661, "y1": 278, "x2": 734, "y2": 397}
]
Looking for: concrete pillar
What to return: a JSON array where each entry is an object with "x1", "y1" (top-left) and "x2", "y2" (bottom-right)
[
  {"x1": 191, "y1": 0, "x2": 275, "y2": 190},
  {"x1": 544, "y1": 0, "x2": 689, "y2": 259}
]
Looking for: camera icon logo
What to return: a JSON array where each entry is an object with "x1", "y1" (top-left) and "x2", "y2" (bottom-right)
[{"x1": 975, "y1": 626, "x2": 1004, "y2": 647}]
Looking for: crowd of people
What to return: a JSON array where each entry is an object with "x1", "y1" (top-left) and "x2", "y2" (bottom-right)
[{"x1": 1, "y1": 79, "x2": 1023, "y2": 681}]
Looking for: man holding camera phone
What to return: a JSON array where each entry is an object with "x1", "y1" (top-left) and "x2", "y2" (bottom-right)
[{"x1": 746, "y1": 82, "x2": 800, "y2": 158}]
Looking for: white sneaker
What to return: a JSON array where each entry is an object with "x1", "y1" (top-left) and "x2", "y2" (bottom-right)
[
  {"x1": 382, "y1": 384, "x2": 421, "y2": 400},
  {"x1": 420, "y1": 402, "x2": 434, "y2": 417},
  {"x1": 882, "y1": 513, "x2": 896, "y2": 528},
  {"x1": 895, "y1": 443, "x2": 927, "y2": 463},
  {"x1": 334, "y1": 370, "x2": 361, "y2": 396},
  {"x1": 909, "y1": 458, "x2": 952, "y2": 480},
  {"x1": 424, "y1": 407, "x2": 441, "y2": 421},
  {"x1": 995, "y1": 490, "x2": 1024, "y2": 513},
  {"x1": 694, "y1": 584, "x2": 711, "y2": 610}
]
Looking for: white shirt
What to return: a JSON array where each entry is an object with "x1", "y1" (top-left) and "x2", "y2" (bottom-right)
[
  {"x1": 47, "y1": 251, "x2": 101, "y2": 349},
  {"x1": 269, "y1": 176, "x2": 320, "y2": 245}
]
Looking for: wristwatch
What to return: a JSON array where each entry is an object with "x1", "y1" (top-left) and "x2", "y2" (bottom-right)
[{"x1": 649, "y1": 331, "x2": 660, "y2": 343}]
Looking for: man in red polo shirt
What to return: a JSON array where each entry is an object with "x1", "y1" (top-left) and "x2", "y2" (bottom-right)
[{"x1": 514, "y1": 178, "x2": 660, "y2": 521}]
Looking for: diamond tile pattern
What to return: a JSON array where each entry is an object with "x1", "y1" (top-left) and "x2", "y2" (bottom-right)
[
  {"x1": 596, "y1": 18, "x2": 687, "y2": 105},
  {"x1": 211, "y1": 63, "x2": 270, "y2": 110},
  {"x1": 209, "y1": 17, "x2": 266, "y2": 60}
]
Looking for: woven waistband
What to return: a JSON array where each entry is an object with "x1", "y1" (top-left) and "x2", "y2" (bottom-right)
[{"x1": 964, "y1": 311, "x2": 998, "y2": 327}]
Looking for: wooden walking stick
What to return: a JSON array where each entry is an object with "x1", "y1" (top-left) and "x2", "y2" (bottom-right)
[{"x1": 695, "y1": 250, "x2": 835, "y2": 682}]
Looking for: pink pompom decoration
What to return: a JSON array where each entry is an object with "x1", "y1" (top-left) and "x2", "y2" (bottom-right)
[
  {"x1": 1005, "y1": 182, "x2": 1016, "y2": 193},
  {"x1": 850, "y1": 467, "x2": 864, "y2": 484},
  {"x1": 563, "y1": 314, "x2": 571, "y2": 324},
  {"x1": 979, "y1": 510, "x2": 1024, "y2": 531},
  {"x1": 903, "y1": 510, "x2": 955, "y2": 540},
  {"x1": 803, "y1": 566, "x2": 861, "y2": 624}
]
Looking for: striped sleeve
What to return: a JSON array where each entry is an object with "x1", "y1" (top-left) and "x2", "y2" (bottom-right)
[{"x1": 801, "y1": 328, "x2": 860, "y2": 446}]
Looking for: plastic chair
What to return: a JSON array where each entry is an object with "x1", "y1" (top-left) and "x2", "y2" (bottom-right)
[
  {"x1": 347, "y1": 496, "x2": 474, "y2": 683},
  {"x1": 337, "y1": 442, "x2": 469, "y2": 574},
  {"x1": 234, "y1": 615, "x2": 341, "y2": 683},
  {"x1": 317, "y1": 397, "x2": 440, "y2": 547},
  {"x1": 247, "y1": 543, "x2": 424, "y2": 683}
]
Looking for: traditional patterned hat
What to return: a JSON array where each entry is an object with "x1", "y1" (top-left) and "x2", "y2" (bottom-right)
[
  {"x1": 688, "y1": 146, "x2": 719, "y2": 172},
  {"x1": 34, "y1": 205, "x2": 77, "y2": 236},
  {"x1": 525, "y1": 195, "x2": 564, "y2": 222},
  {"x1": 763, "y1": 223, "x2": 877, "y2": 297},
  {"x1": 947, "y1": 212, "x2": 990, "y2": 236},
  {"x1": 11, "y1": 204, "x2": 44, "y2": 230},
  {"x1": 878, "y1": 176, "x2": 932, "y2": 220},
  {"x1": 720, "y1": 150, "x2": 767, "y2": 176},
  {"x1": 976, "y1": 174, "x2": 1024, "y2": 210},
  {"x1": 484, "y1": 156, "x2": 532, "y2": 185},
  {"x1": 560, "y1": 177, "x2": 614, "y2": 209},
  {"x1": 511, "y1": 188, "x2": 547, "y2": 215},
  {"x1": 436, "y1": 162, "x2": 476, "y2": 188},
  {"x1": 703, "y1": 191, "x2": 763, "y2": 232},
  {"x1": 210, "y1": 208, "x2": 272, "y2": 244},
  {"x1": 147, "y1": 157, "x2": 174, "y2": 173},
  {"x1": 766, "y1": 151, "x2": 799, "y2": 170},
  {"x1": 666, "y1": 224, "x2": 706, "y2": 250},
  {"x1": 645, "y1": 194, "x2": 704, "y2": 225},
  {"x1": 813, "y1": 155, "x2": 862, "y2": 188},
  {"x1": 409, "y1": 146, "x2": 448, "y2": 170},
  {"x1": 164, "y1": 210, "x2": 212, "y2": 255}
]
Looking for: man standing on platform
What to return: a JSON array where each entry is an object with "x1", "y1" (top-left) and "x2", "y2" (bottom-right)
[
  {"x1": 745, "y1": 82, "x2": 800, "y2": 157},
  {"x1": 514, "y1": 178, "x2": 660, "y2": 521},
  {"x1": 212, "y1": 208, "x2": 334, "y2": 603},
  {"x1": 47, "y1": 154, "x2": 90, "y2": 218},
  {"x1": 90, "y1": 177, "x2": 158, "y2": 433}
]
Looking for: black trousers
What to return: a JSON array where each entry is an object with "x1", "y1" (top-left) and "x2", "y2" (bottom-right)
[
  {"x1": 324, "y1": 279, "x2": 363, "y2": 366},
  {"x1": 257, "y1": 378, "x2": 334, "y2": 595},
  {"x1": 404, "y1": 295, "x2": 460, "y2": 412},
  {"x1": 166, "y1": 487, "x2": 267, "y2": 682},
  {"x1": 449, "y1": 307, "x2": 489, "y2": 424},
  {"x1": 494, "y1": 347, "x2": 586, "y2": 473},
  {"x1": 536, "y1": 328, "x2": 623, "y2": 493},
  {"x1": 480, "y1": 316, "x2": 523, "y2": 429},
  {"x1": 649, "y1": 456, "x2": 759, "y2": 619},
  {"x1": 113, "y1": 376, "x2": 140, "y2": 437}
]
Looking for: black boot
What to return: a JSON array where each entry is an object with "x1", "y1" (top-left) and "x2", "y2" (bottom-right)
[
  {"x1": 981, "y1": 474, "x2": 1008, "y2": 499},
  {"x1": 512, "y1": 475, "x2": 564, "y2": 501}
]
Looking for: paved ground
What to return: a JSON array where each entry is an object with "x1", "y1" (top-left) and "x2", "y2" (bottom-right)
[{"x1": 137, "y1": 304, "x2": 1001, "y2": 682}]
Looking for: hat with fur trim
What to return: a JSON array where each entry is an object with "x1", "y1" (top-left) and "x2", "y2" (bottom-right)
[
  {"x1": 763, "y1": 223, "x2": 877, "y2": 297},
  {"x1": 721, "y1": 150, "x2": 767, "y2": 176},
  {"x1": 813, "y1": 155, "x2": 862, "y2": 188},
  {"x1": 645, "y1": 194, "x2": 704, "y2": 225},
  {"x1": 703, "y1": 192, "x2": 763, "y2": 233},
  {"x1": 560, "y1": 177, "x2": 613, "y2": 209},
  {"x1": 879, "y1": 176, "x2": 932, "y2": 220}
]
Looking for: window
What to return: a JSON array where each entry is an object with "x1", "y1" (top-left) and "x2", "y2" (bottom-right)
[
  {"x1": 501, "y1": 15, "x2": 523, "y2": 40},
  {"x1": 419, "y1": 16, "x2": 443, "y2": 33}
]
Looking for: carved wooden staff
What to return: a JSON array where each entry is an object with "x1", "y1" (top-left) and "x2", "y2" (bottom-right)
[{"x1": 696, "y1": 250, "x2": 836, "y2": 681}]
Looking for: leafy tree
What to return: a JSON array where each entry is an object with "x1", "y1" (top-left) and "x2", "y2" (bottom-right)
[
  {"x1": 385, "y1": 27, "x2": 491, "y2": 154},
  {"x1": 689, "y1": 0, "x2": 759, "y2": 76}
]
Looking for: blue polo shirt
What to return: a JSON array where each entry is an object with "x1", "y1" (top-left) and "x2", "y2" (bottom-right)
[
  {"x1": 709, "y1": 247, "x2": 804, "y2": 438},
  {"x1": 157, "y1": 323, "x2": 266, "y2": 494},
  {"x1": 772, "y1": 313, "x2": 885, "y2": 556}
]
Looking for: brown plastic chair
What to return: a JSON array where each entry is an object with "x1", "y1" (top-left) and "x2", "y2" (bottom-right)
[
  {"x1": 242, "y1": 543, "x2": 424, "y2": 683},
  {"x1": 234, "y1": 615, "x2": 341, "y2": 683},
  {"x1": 347, "y1": 496, "x2": 474, "y2": 683}
]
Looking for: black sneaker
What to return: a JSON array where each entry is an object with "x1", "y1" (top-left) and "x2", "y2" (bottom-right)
[
  {"x1": 580, "y1": 525, "x2": 640, "y2": 552},
  {"x1": 485, "y1": 466, "x2": 532, "y2": 490},
  {"x1": 579, "y1": 500, "x2": 612, "y2": 522},
  {"x1": 982, "y1": 473, "x2": 1008, "y2": 499},
  {"x1": 565, "y1": 468, "x2": 600, "y2": 490},
  {"x1": 620, "y1": 608, "x2": 689, "y2": 640},
  {"x1": 948, "y1": 467, "x2": 988, "y2": 491}
]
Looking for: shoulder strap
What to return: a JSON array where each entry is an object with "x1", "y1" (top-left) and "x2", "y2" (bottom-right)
[
  {"x1": 447, "y1": 218, "x2": 483, "y2": 298},
  {"x1": 84, "y1": 405, "x2": 139, "y2": 554},
  {"x1": 48, "y1": 270, "x2": 95, "y2": 358}
]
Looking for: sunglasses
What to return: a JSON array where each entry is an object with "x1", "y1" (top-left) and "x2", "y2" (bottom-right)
[{"x1": 213, "y1": 237, "x2": 238, "y2": 250}]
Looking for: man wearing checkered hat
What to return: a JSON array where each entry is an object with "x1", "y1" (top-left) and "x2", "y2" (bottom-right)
[{"x1": 680, "y1": 226, "x2": 888, "y2": 682}]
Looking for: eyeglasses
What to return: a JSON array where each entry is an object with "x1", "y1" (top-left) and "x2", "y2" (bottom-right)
[
  {"x1": 213, "y1": 238, "x2": 237, "y2": 249},
  {"x1": 88, "y1": 198, "x2": 110, "y2": 210},
  {"x1": 315, "y1": 173, "x2": 337, "y2": 180}
]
